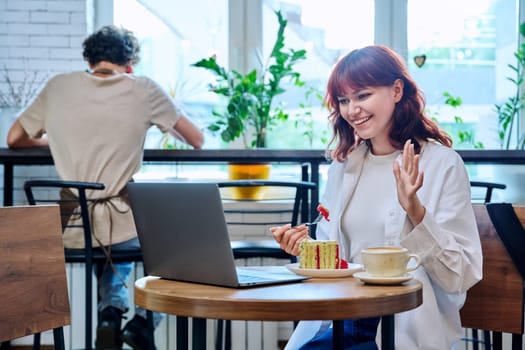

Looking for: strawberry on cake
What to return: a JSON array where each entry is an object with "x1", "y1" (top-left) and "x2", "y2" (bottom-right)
[{"x1": 316, "y1": 203, "x2": 330, "y2": 221}]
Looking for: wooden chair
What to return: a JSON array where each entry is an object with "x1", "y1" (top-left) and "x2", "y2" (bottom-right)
[
  {"x1": 215, "y1": 179, "x2": 317, "y2": 350},
  {"x1": 460, "y1": 204, "x2": 525, "y2": 350},
  {"x1": 23, "y1": 180, "x2": 146, "y2": 350},
  {"x1": 0, "y1": 205, "x2": 70, "y2": 350}
]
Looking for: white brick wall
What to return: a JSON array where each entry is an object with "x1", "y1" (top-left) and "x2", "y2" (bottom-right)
[
  {"x1": 0, "y1": 0, "x2": 91, "y2": 81},
  {"x1": 0, "y1": 0, "x2": 93, "y2": 205}
]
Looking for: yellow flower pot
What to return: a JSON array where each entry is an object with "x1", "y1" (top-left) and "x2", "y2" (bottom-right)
[{"x1": 227, "y1": 163, "x2": 271, "y2": 199}]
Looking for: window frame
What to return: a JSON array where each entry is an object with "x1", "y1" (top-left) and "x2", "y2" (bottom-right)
[
  {"x1": 233, "y1": 0, "x2": 408, "y2": 70},
  {"x1": 99, "y1": 0, "x2": 524, "y2": 72}
]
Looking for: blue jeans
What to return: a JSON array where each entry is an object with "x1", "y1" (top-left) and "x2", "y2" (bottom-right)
[
  {"x1": 298, "y1": 317, "x2": 380, "y2": 350},
  {"x1": 95, "y1": 237, "x2": 163, "y2": 327}
]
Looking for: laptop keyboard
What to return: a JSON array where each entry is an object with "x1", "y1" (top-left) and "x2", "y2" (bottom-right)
[{"x1": 237, "y1": 273, "x2": 274, "y2": 284}]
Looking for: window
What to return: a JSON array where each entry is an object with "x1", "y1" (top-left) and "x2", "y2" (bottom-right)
[
  {"x1": 113, "y1": 0, "x2": 228, "y2": 149},
  {"x1": 407, "y1": 0, "x2": 519, "y2": 149},
  {"x1": 110, "y1": 0, "x2": 523, "y2": 152}
]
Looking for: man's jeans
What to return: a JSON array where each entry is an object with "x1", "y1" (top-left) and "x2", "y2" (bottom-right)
[
  {"x1": 298, "y1": 317, "x2": 380, "y2": 350},
  {"x1": 95, "y1": 237, "x2": 163, "y2": 327}
]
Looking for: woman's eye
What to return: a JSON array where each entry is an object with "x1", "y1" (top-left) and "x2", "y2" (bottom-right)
[
  {"x1": 338, "y1": 98, "x2": 349, "y2": 105},
  {"x1": 357, "y1": 93, "x2": 371, "y2": 100}
]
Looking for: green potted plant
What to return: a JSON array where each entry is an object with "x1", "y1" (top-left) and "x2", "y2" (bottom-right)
[
  {"x1": 192, "y1": 10, "x2": 307, "y2": 198},
  {"x1": 192, "y1": 10, "x2": 307, "y2": 149}
]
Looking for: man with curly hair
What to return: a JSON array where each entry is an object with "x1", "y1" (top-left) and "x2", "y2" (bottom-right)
[{"x1": 8, "y1": 25, "x2": 204, "y2": 349}]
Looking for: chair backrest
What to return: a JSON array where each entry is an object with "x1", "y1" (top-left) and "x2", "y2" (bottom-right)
[
  {"x1": 0, "y1": 205, "x2": 70, "y2": 342},
  {"x1": 460, "y1": 204, "x2": 524, "y2": 334},
  {"x1": 216, "y1": 180, "x2": 317, "y2": 231},
  {"x1": 470, "y1": 181, "x2": 506, "y2": 203},
  {"x1": 24, "y1": 179, "x2": 105, "y2": 252}
]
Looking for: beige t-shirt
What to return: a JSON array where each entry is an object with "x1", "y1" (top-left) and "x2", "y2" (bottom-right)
[{"x1": 19, "y1": 71, "x2": 183, "y2": 248}]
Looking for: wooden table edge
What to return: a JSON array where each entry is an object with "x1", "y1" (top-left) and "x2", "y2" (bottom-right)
[{"x1": 134, "y1": 276, "x2": 423, "y2": 321}]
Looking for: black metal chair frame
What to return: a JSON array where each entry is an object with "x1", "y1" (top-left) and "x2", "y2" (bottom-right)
[
  {"x1": 24, "y1": 180, "x2": 146, "y2": 350},
  {"x1": 218, "y1": 180, "x2": 317, "y2": 258},
  {"x1": 214, "y1": 179, "x2": 317, "y2": 350},
  {"x1": 470, "y1": 181, "x2": 506, "y2": 204}
]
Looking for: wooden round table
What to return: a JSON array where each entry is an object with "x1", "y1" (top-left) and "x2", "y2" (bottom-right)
[{"x1": 135, "y1": 272, "x2": 422, "y2": 349}]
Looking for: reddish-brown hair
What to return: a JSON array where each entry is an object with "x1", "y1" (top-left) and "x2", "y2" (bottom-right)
[{"x1": 325, "y1": 45, "x2": 452, "y2": 161}]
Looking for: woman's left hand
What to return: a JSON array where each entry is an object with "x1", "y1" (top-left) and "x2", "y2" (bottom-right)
[{"x1": 393, "y1": 140, "x2": 426, "y2": 225}]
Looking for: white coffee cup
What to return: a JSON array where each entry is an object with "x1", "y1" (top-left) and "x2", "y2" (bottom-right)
[{"x1": 361, "y1": 247, "x2": 421, "y2": 277}]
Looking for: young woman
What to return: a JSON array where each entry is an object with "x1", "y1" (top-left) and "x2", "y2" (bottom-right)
[{"x1": 271, "y1": 45, "x2": 482, "y2": 349}]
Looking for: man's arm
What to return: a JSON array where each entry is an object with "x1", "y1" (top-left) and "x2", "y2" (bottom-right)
[
  {"x1": 171, "y1": 116, "x2": 204, "y2": 149},
  {"x1": 7, "y1": 120, "x2": 49, "y2": 148}
]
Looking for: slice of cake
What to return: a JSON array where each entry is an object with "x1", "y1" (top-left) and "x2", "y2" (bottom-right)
[{"x1": 299, "y1": 239, "x2": 348, "y2": 269}]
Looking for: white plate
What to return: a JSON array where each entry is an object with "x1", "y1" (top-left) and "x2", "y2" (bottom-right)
[
  {"x1": 354, "y1": 271, "x2": 413, "y2": 285},
  {"x1": 286, "y1": 262, "x2": 363, "y2": 278}
]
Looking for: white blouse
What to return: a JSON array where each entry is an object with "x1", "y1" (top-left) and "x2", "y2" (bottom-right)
[{"x1": 285, "y1": 142, "x2": 482, "y2": 350}]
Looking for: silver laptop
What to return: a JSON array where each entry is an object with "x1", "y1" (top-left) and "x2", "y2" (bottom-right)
[{"x1": 127, "y1": 181, "x2": 309, "y2": 288}]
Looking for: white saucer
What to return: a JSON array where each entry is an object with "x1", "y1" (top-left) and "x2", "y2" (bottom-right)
[
  {"x1": 353, "y1": 271, "x2": 413, "y2": 285},
  {"x1": 286, "y1": 262, "x2": 363, "y2": 278}
]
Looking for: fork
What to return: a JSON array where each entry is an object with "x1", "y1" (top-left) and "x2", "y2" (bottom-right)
[{"x1": 304, "y1": 213, "x2": 323, "y2": 227}]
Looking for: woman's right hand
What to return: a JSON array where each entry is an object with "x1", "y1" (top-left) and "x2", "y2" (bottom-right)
[{"x1": 270, "y1": 224, "x2": 310, "y2": 256}]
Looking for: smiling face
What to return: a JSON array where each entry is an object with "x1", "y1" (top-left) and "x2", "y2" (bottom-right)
[
  {"x1": 326, "y1": 46, "x2": 449, "y2": 162},
  {"x1": 337, "y1": 79, "x2": 403, "y2": 155}
]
